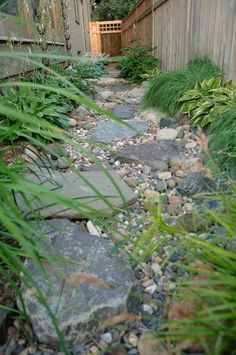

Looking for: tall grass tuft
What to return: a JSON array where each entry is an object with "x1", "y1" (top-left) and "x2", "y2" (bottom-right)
[
  {"x1": 208, "y1": 107, "x2": 236, "y2": 176},
  {"x1": 143, "y1": 56, "x2": 221, "y2": 115}
]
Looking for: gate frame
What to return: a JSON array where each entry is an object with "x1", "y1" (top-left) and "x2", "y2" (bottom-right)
[{"x1": 89, "y1": 20, "x2": 122, "y2": 54}]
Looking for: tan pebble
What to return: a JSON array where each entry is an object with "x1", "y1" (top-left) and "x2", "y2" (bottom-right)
[
  {"x1": 183, "y1": 124, "x2": 191, "y2": 131},
  {"x1": 88, "y1": 346, "x2": 99, "y2": 355},
  {"x1": 157, "y1": 171, "x2": 172, "y2": 180},
  {"x1": 142, "y1": 279, "x2": 154, "y2": 288},
  {"x1": 185, "y1": 141, "x2": 198, "y2": 149},
  {"x1": 169, "y1": 155, "x2": 185, "y2": 168},
  {"x1": 167, "y1": 179, "x2": 176, "y2": 188},
  {"x1": 153, "y1": 255, "x2": 162, "y2": 263},
  {"x1": 144, "y1": 189, "x2": 160, "y2": 200},
  {"x1": 169, "y1": 166, "x2": 179, "y2": 174},
  {"x1": 125, "y1": 176, "x2": 139, "y2": 187},
  {"x1": 175, "y1": 177, "x2": 183, "y2": 184},
  {"x1": 167, "y1": 204, "x2": 181, "y2": 216},
  {"x1": 128, "y1": 333, "x2": 139, "y2": 347},
  {"x1": 168, "y1": 195, "x2": 183, "y2": 205},
  {"x1": 175, "y1": 169, "x2": 184, "y2": 178}
]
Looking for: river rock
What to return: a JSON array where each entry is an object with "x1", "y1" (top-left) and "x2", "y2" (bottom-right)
[
  {"x1": 177, "y1": 172, "x2": 216, "y2": 196},
  {"x1": 19, "y1": 219, "x2": 138, "y2": 347},
  {"x1": 159, "y1": 116, "x2": 181, "y2": 129},
  {"x1": 156, "y1": 128, "x2": 178, "y2": 141},
  {"x1": 116, "y1": 142, "x2": 183, "y2": 167},
  {"x1": 91, "y1": 120, "x2": 149, "y2": 143}
]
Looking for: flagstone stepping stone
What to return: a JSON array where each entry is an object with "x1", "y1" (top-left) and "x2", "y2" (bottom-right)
[
  {"x1": 112, "y1": 105, "x2": 137, "y2": 120},
  {"x1": 116, "y1": 142, "x2": 184, "y2": 168},
  {"x1": 16, "y1": 170, "x2": 136, "y2": 219},
  {"x1": 91, "y1": 119, "x2": 149, "y2": 143},
  {"x1": 19, "y1": 219, "x2": 138, "y2": 347}
]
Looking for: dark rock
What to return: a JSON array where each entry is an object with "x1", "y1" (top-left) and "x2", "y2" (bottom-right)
[
  {"x1": 155, "y1": 181, "x2": 167, "y2": 192},
  {"x1": 169, "y1": 251, "x2": 179, "y2": 262},
  {"x1": 112, "y1": 105, "x2": 137, "y2": 120},
  {"x1": 19, "y1": 219, "x2": 138, "y2": 348},
  {"x1": 177, "y1": 128, "x2": 184, "y2": 139},
  {"x1": 116, "y1": 142, "x2": 183, "y2": 167},
  {"x1": 176, "y1": 212, "x2": 211, "y2": 232},
  {"x1": 91, "y1": 120, "x2": 149, "y2": 143},
  {"x1": 159, "y1": 116, "x2": 181, "y2": 129},
  {"x1": 177, "y1": 172, "x2": 216, "y2": 196}
]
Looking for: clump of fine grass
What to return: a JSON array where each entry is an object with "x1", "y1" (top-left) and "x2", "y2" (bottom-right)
[
  {"x1": 208, "y1": 107, "x2": 236, "y2": 176},
  {"x1": 143, "y1": 56, "x2": 221, "y2": 115}
]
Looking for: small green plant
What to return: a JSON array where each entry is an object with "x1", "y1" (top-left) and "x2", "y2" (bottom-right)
[
  {"x1": 208, "y1": 107, "x2": 236, "y2": 175},
  {"x1": 143, "y1": 56, "x2": 221, "y2": 115},
  {"x1": 179, "y1": 77, "x2": 236, "y2": 127},
  {"x1": 117, "y1": 46, "x2": 160, "y2": 84}
]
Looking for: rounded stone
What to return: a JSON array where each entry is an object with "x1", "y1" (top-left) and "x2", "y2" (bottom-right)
[
  {"x1": 125, "y1": 177, "x2": 139, "y2": 188},
  {"x1": 68, "y1": 118, "x2": 78, "y2": 127},
  {"x1": 148, "y1": 160, "x2": 169, "y2": 172},
  {"x1": 157, "y1": 172, "x2": 172, "y2": 180},
  {"x1": 156, "y1": 128, "x2": 178, "y2": 141},
  {"x1": 167, "y1": 179, "x2": 176, "y2": 188},
  {"x1": 56, "y1": 158, "x2": 69, "y2": 169},
  {"x1": 155, "y1": 181, "x2": 167, "y2": 192}
]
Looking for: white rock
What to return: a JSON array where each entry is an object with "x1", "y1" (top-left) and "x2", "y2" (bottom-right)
[
  {"x1": 68, "y1": 118, "x2": 78, "y2": 127},
  {"x1": 156, "y1": 128, "x2": 178, "y2": 141},
  {"x1": 128, "y1": 333, "x2": 138, "y2": 347},
  {"x1": 86, "y1": 221, "x2": 101, "y2": 236},
  {"x1": 151, "y1": 263, "x2": 162, "y2": 275},
  {"x1": 101, "y1": 332, "x2": 112, "y2": 344},
  {"x1": 145, "y1": 283, "x2": 157, "y2": 294},
  {"x1": 143, "y1": 304, "x2": 154, "y2": 315},
  {"x1": 185, "y1": 141, "x2": 198, "y2": 149},
  {"x1": 157, "y1": 171, "x2": 172, "y2": 180}
]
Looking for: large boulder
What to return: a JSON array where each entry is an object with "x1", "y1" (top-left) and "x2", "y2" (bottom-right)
[{"x1": 19, "y1": 219, "x2": 139, "y2": 347}]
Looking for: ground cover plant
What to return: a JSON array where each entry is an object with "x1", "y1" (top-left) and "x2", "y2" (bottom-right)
[
  {"x1": 179, "y1": 76, "x2": 236, "y2": 127},
  {"x1": 208, "y1": 107, "x2": 236, "y2": 176},
  {"x1": 117, "y1": 46, "x2": 160, "y2": 84},
  {"x1": 143, "y1": 56, "x2": 221, "y2": 115}
]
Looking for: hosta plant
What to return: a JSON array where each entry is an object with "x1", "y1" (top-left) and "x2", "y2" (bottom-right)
[{"x1": 179, "y1": 76, "x2": 236, "y2": 127}]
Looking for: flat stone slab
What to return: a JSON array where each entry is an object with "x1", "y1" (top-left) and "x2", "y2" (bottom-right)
[
  {"x1": 91, "y1": 119, "x2": 149, "y2": 143},
  {"x1": 116, "y1": 142, "x2": 183, "y2": 167},
  {"x1": 112, "y1": 105, "x2": 137, "y2": 120},
  {"x1": 16, "y1": 170, "x2": 136, "y2": 219},
  {"x1": 19, "y1": 219, "x2": 138, "y2": 347}
]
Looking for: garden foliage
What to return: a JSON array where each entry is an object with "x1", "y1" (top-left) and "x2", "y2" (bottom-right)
[
  {"x1": 95, "y1": 0, "x2": 136, "y2": 20},
  {"x1": 117, "y1": 46, "x2": 160, "y2": 84},
  {"x1": 208, "y1": 107, "x2": 236, "y2": 175},
  {"x1": 143, "y1": 56, "x2": 221, "y2": 115},
  {"x1": 179, "y1": 76, "x2": 236, "y2": 127}
]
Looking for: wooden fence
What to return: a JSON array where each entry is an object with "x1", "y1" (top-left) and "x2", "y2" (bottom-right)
[{"x1": 122, "y1": 0, "x2": 236, "y2": 80}]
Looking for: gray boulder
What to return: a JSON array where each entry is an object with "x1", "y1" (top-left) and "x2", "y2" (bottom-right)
[
  {"x1": 112, "y1": 105, "x2": 137, "y2": 120},
  {"x1": 19, "y1": 219, "x2": 138, "y2": 347},
  {"x1": 159, "y1": 116, "x2": 181, "y2": 129}
]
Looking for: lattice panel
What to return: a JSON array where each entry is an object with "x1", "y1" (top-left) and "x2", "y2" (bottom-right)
[{"x1": 99, "y1": 21, "x2": 122, "y2": 33}]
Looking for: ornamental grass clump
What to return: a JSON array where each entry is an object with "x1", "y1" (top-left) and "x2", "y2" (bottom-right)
[
  {"x1": 208, "y1": 107, "x2": 236, "y2": 176},
  {"x1": 143, "y1": 56, "x2": 221, "y2": 115}
]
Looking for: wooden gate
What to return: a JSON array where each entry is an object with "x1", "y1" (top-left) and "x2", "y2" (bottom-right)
[{"x1": 89, "y1": 21, "x2": 122, "y2": 56}]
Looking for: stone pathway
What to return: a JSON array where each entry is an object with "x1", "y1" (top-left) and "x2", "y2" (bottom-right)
[{"x1": 14, "y1": 68, "x2": 216, "y2": 355}]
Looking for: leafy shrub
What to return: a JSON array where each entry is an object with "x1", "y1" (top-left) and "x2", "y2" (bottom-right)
[
  {"x1": 117, "y1": 46, "x2": 160, "y2": 84},
  {"x1": 143, "y1": 56, "x2": 221, "y2": 115},
  {"x1": 0, "y1": 85, "x2": 72, "y2": 141},
  {"x1": 208, "y1": 107, "x2": 236, "y2": 175},
  {"x1": 179, "y1": 77, "x2": 236, "y2": 127}
]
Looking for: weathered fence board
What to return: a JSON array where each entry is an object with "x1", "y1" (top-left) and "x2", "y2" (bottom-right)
[{"x1": 122, "y1": 0, "x2": 236, "y2": 80}]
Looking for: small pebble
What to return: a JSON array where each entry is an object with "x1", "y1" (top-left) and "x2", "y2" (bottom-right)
[
  {"x1": 101, "y1": 332, "x2": 112, "y2": 344},
  {"x1": 145, "y1": 284, "x2": 157, "y2": 294},
  {"x1": 128, "y1": 333, "x2": 138, "y2": 347}
]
